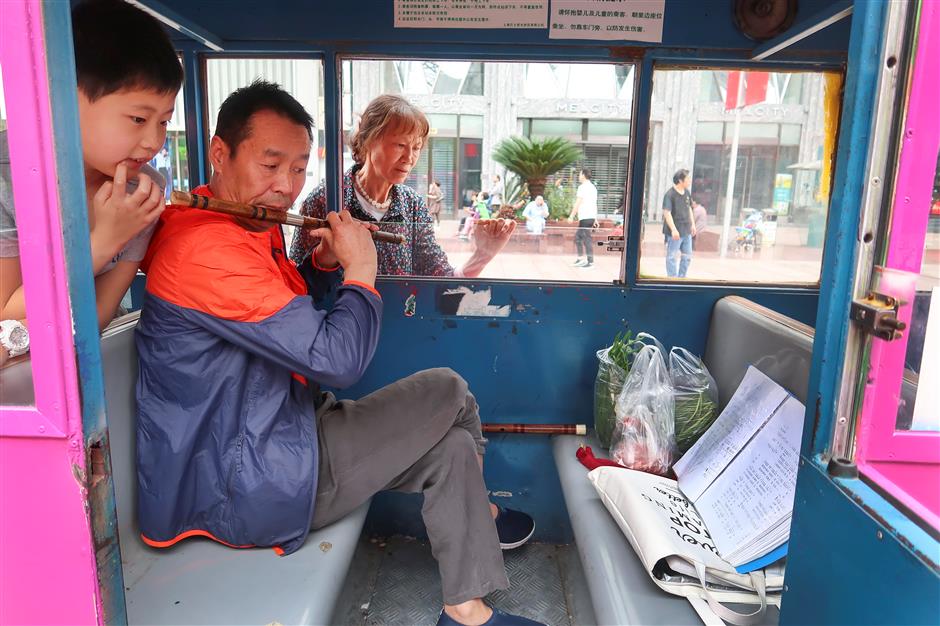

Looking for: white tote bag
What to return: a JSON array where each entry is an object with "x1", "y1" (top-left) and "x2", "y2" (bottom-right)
[{"x1": 588, "y1": 466, "x2": 784, "y2": 625}]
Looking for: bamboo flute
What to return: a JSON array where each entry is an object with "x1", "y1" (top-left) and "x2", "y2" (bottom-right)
[
  {"x1": 482, "y1": 424, "x2": 587, "y2": 435},
  {"x1": 170, "y1": 190, "x2": 406, "y2": 245}
]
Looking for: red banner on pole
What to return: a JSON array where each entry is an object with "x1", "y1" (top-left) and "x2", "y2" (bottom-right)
[{"x1": 725, "y1": 71, "x2": 770, "y2": 110}]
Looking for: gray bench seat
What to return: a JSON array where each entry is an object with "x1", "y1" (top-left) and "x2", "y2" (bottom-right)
[
  {"x1": 554, "y1": 296, "x2": 814, "y2": 625},
  {"x1": 102, "y1": 314, "x2": 368, "y2": 626},
  {"x1": 553, "y1": 432, "x2": 702, "y2": 625}
]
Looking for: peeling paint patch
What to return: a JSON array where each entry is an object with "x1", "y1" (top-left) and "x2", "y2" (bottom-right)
[
  {"x1": 404, "y1": 293, "x2": 417, "y2": 317},
  {"x1": 491, "y1": 491, "x2": 513, "y2": 498},
  {"x1": 319, "y1": 541, "x2": 332, "y2": 553},
  {"x1": 441, "y1": 287, "x2": 511, "y2": 317}
]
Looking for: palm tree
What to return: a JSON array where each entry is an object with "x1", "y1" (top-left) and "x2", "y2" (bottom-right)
[{"x1": 492, "y1": 136, "x2": 583, "y2": 199}]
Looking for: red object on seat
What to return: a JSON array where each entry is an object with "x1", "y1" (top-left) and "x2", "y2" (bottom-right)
[{"x1": 576, "y1": 445, "x2": 625, "y2": 471}]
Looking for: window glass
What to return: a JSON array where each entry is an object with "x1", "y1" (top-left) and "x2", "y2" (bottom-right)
[
  {"x1": 204, "y1": 58, "x2": 326, "y2": 221},
  {"x1": 587, "y1": 120, "x2": 630, "y2": 142},
  {"x1": 530, "y1": 119, "x2": 582, "y2": 141},
  {"x1": 640, "y1": 68, "x2": 840, "y2": 284},
  {"x1": 335, "y1": 59, "x2": 636, "y2": 282},
  {"x1": 460, "y1": 114, "x2": 484, "y2": 138},
  {"x1": 695, "y1": 122, "x2": 724, "y2": 144},
  {"x1": 896, "y1": 151, "x2": 940, "y2": 432},
  {"x1": 0, "y1": 62, "x2": 35, "y2": 404},
  {"x1": 428, "y1": 113, "x2": 458, "y2": 137},
  {"x1": 780, "y1": 123, "x2": 802, "y2": 146},
  {"x1": 158, "y1": 59, "x2": 189, "y2": 193}
]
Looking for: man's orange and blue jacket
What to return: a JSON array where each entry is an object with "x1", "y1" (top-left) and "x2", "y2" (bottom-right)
[{"x1": 135, "y1": 185, "x2": 382, "y2": 555}]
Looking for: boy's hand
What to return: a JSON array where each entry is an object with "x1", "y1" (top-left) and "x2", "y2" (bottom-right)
[
  {"x1": 91, "y1": 163, "x2": 164, "y2": 259},
  {"x1": 309, "y1": 210, "x2": 377, "y2": 286}
]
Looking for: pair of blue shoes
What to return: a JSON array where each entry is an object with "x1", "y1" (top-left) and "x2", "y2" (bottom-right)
[{"x1": 436, "y1": 608, "x2": 546, "y2": 626}]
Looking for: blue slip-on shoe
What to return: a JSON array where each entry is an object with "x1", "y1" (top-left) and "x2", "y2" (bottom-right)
[
  {"x1": 437, "y1": 607, "x2": 547, "y2": 626},
  {"x1": 494, "y1": 506, "x2": 535, "y2": 550}
]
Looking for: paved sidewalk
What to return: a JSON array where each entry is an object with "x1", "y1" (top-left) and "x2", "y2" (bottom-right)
[{"x1": 430, "y1": 219, "x2": 939, "y2": 287}]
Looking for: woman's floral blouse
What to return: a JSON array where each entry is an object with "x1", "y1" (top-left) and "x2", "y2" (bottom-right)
[{"x1": 289, "y1": 164, "x2": 454, "y2": 277}]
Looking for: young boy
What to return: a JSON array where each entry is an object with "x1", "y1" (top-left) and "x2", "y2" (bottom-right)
[
  {"x1": 0, "y1": 0, "x2": 182, "y2": 361},
  {"x1": 475, "y1": 192, "x2": 492, "y2": 220}
]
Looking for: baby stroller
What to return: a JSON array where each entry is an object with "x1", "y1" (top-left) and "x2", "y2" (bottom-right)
[{"x1": 732, "y1": 208, "x2": 763, "y2": 254}]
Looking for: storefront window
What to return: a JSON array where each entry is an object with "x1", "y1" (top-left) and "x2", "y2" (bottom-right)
[
  {"x1": 460, "y1": 115, "x2": 483, "y2": 138},
  {"x1": 587, "y1": 120, "x2": 630, "y2": 142},
  {"x1": 428, "y1": 113, "x2": 458, "y2": 137},
  {"x1": 640, "y1": 68, "x2": 841, "y2": 284},
  {"x1": 780, "y1": 123, "x2": 802, "y2": 146},
  {"x1": 530, "y1": 119, "x2": 582, "y2": 141}
]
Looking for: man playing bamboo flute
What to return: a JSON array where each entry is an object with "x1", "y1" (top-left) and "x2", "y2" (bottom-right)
[{"x1": 134, "y1": 80, "x2": 540, "y2": 626}]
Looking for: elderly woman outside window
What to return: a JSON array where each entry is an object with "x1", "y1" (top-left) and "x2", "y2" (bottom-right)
[{"x1": 289, "y1": 95, "x2": 515, "y2": 277}]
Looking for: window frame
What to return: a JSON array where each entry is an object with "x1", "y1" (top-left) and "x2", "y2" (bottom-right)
[
  {"x1": 634, "y1": 61, "x2": 845, "y2": 290},
  {"x1": 335, "y1": 53, "x2": 641, "y2": 286},
  {"x1": 0, "y1": 1, "x2": 81, "y2": 438},
  {"x1": 197, "y1": 52, "x2": 328, "y2": 193}
]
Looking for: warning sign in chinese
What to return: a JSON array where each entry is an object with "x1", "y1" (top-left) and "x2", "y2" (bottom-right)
[
  {"x1": 394, "y1": 1, "x2": 548, "y2": 29},
  {"x1": 550, "y1": 0, "x2": 665, "y2": 42}
]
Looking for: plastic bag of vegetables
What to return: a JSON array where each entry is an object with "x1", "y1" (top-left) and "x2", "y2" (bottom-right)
[
  {"x1": 669, "y1": 347, "x2": 719, "y2": 453},
  {"x1": 611, "y1": 344, "x2": 676, "y2": 476},
  {"x1": 593, "y1": 332, "x2": 639, "y2": 448}
]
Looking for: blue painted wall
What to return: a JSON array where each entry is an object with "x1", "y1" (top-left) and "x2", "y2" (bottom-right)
[{"x1": 342, "y1": 281, "x2": 818, "y2": 541}]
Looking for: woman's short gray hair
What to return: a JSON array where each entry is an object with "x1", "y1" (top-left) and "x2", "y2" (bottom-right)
[{"x1": 350, "y1": 95, "x2": 430, "y2": 164}]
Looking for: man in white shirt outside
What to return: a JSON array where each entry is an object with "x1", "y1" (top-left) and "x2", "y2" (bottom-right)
[{"x1": 568, "y1": 168, "x2": 598, "y2": 267}]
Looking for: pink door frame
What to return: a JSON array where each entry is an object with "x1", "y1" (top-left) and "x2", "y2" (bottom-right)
[
  {"x1": 855, "y1": 1, "x2": 940, "y2": 532},
  {"x1": 0, "y1": 1, "x2": 102, "y2": 624}
]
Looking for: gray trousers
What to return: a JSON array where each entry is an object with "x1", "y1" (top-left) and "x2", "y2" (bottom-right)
[{"x1": 311, "y1": 368, "x2": 509, "y2": 605}]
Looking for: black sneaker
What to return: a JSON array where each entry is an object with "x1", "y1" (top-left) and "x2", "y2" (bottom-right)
[{"x1": 494, "y1": 506, "x2": 535, "y2": 550}]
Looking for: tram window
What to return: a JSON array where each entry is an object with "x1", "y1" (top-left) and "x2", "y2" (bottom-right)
[
  {"x1": 162, "y1": 67, "x2": 189, "y2": 193},
  {"x1": 0, "y1": 63, "x2": 35, "y2": 404},
  {"x1": 639, "y1": 68, "x2": 841, "y2": 285},
  {"x1": 317, "y1": 59, "x2": 636, "y2": 282},
  {"x1": 204, "y1": 57, "x2": 326, "y2": 236},
  {"x1": 896, "y1": 151, "x2": 940, "y2": 432}
]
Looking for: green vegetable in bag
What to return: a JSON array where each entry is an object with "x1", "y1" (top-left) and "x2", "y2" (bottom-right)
[
  {"x1": 594, "y1": 332, "x2": 639, "y2": 448},
  {"x1": 668, "y1": 347, "x2": 720, "y2": 453}
]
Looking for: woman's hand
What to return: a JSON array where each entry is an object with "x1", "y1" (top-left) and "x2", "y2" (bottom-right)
[{"x1": 460, "y1": 218, "x2": 516, "y2": 278}]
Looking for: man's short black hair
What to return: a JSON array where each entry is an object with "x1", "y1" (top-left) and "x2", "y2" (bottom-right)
[
  {"x1": 673, "y1": 169, "x2": 690, "y2": 185},
  {"x1": 580, "y1": 168, "x2": 592, "y2": 180},
  {"x1": 215, "y1": 80, "x2": 314, "y2": 156},
  {"x1": 72, "y1": 0, "x2": 183, "y2": 101}
]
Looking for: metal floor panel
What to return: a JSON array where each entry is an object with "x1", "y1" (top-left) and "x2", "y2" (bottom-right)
[{"x1": 335, "y1": 538, "x2": 589, "y2": 626}]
